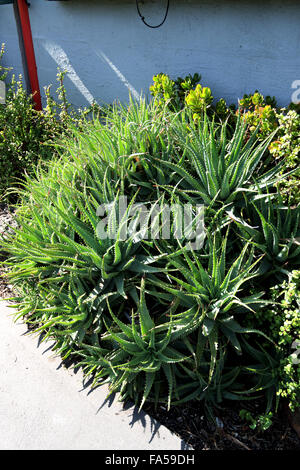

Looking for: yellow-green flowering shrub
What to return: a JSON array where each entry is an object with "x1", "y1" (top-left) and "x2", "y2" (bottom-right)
[
  {"x1": 269, "y1": 110, "x2": 300, "y2": 204},
  {"x1": 185, "y1": 84, "x2": 213, "y2": 115},
  {"x1": 255, "y1": 271, "x2": 300, "y2": 411},
  {"x1": 238, "y1": 91, "x2": 278, "y2": 139},
  {"x1": 150, "y1": 72, "x2": 201, "y2": 110}
]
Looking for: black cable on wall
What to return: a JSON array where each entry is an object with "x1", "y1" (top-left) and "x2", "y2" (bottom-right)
[{"x1": 136, "y1": 0, "x2": 170, "y2": 29}]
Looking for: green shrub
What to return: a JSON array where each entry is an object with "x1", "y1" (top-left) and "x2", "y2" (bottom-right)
[
  {"x1": 0, "y1": 58, "x2": 299, "y2": 423},
  {"x1": 150, "y1": 73, "x2": 234, "y2": 125},
  {"x1": 150, "y1": 73, "x2": 300, "y2": 205},
  {"x1": 150, "y1": 73, "x2": 201, "y2": 111},
  {"x1": 185, "y1": 84, "x2": 213, "y2": 115},
  {"x1": 253, "y1": 270, "x2": 300, "y2": 411},
  {"x1": 0, "y1": 73, "x2": 53, "y2": 199},
  {"x1": 0, "y1": 45, "x2": 91, "y2": 201},
  {"x1": 2, "y1": 97, "x2": 298, "y2": 420},
  {"x1": 269, "y1": 110, "x2": 300, "y2": 205}
]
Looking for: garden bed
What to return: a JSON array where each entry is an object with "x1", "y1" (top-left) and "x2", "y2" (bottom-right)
[
  {"x1": 145, "y1": 400, "x2": 300, "y2": 450},
  {"x1": 1, "y1": 60, "x2": 299, "y2": 451},
  {"x1": 1, "y1": 237, "x2": 299, "y2": 450},
  {"x1": 0, "y1": 278, "x2": 298, "y2": 450}
]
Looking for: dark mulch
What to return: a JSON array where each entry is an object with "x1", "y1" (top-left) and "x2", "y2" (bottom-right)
[
  {"x1": 1, "y1": 203, "x2": 299, "y2": 451},
  {"x1": 144, "y1": 397, "x2": 300, "y2": 450}
]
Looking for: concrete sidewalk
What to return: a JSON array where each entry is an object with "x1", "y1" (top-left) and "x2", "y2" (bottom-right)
[{"x1": 0, "y1": 301, "x2": 189, "y2": 450}]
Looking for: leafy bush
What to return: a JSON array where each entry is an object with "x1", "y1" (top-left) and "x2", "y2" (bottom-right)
[
  {"x1": 150, "y1": 73, "x2": 300, "y2": 205},
  {"x1": 253, "y1": 270, "x2": 300, "y2": 411},
  {"x1": 150, "y1": 73, "x2": 201, "y2": 111},
  {"x1": 238, "y1": 91, "x2": 278, "y2": 140},
  {"x1": 0, "y1": 72, "x2": 52, "y2": 198},
  {"x1": 269, "y1": 110, "x2": 300, "y2": 204},
  {"x1": 0, "y1": 45, "x2": 91, "y2": 201},
  {"x1": 185, "y1": 84, "x2": 213, "y2": 115},
  {"x1": 150, "y1": 72, "x2": 229, "y2": 121},
  {"x1": 2, "y1": 95, "x2": 299, "y2": 421}
]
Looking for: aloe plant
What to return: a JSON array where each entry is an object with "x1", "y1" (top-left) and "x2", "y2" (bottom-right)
[
  {"x1": 64, "y1": 97, "x2": 179, "y2": 202},
  {"x1": 228, "y1": 198, "x2": 300, "y2": 276},
  {"x1": 156, "y1": 114, "x2": 285, "y2": 207},
  {"x1": 77, "y1": 278, "x2": 196, "y2": 410},
  {"x1": 1, "y1": 97, "x2": 297, "y2": 418},
  {"x1": 149, "y1": 235, "x2": 272, "y2": 382},
  {"x1": 1, "y1": 175, "x2": 163, "y2": 346}
]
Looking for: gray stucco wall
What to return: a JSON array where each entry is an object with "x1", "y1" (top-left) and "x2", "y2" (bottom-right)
[{"x1": 1, "y1": 0, "x2": 300, "y2": 108}]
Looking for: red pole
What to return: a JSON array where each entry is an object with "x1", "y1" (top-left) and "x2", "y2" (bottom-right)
[{"x1": 15, "y1": 0, "x2": 42, "y2": 110}]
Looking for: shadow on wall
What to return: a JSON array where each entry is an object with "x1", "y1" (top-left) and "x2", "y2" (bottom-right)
[{"x1": 43, "y1": 40, "x2": 140, "y2": 107}]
